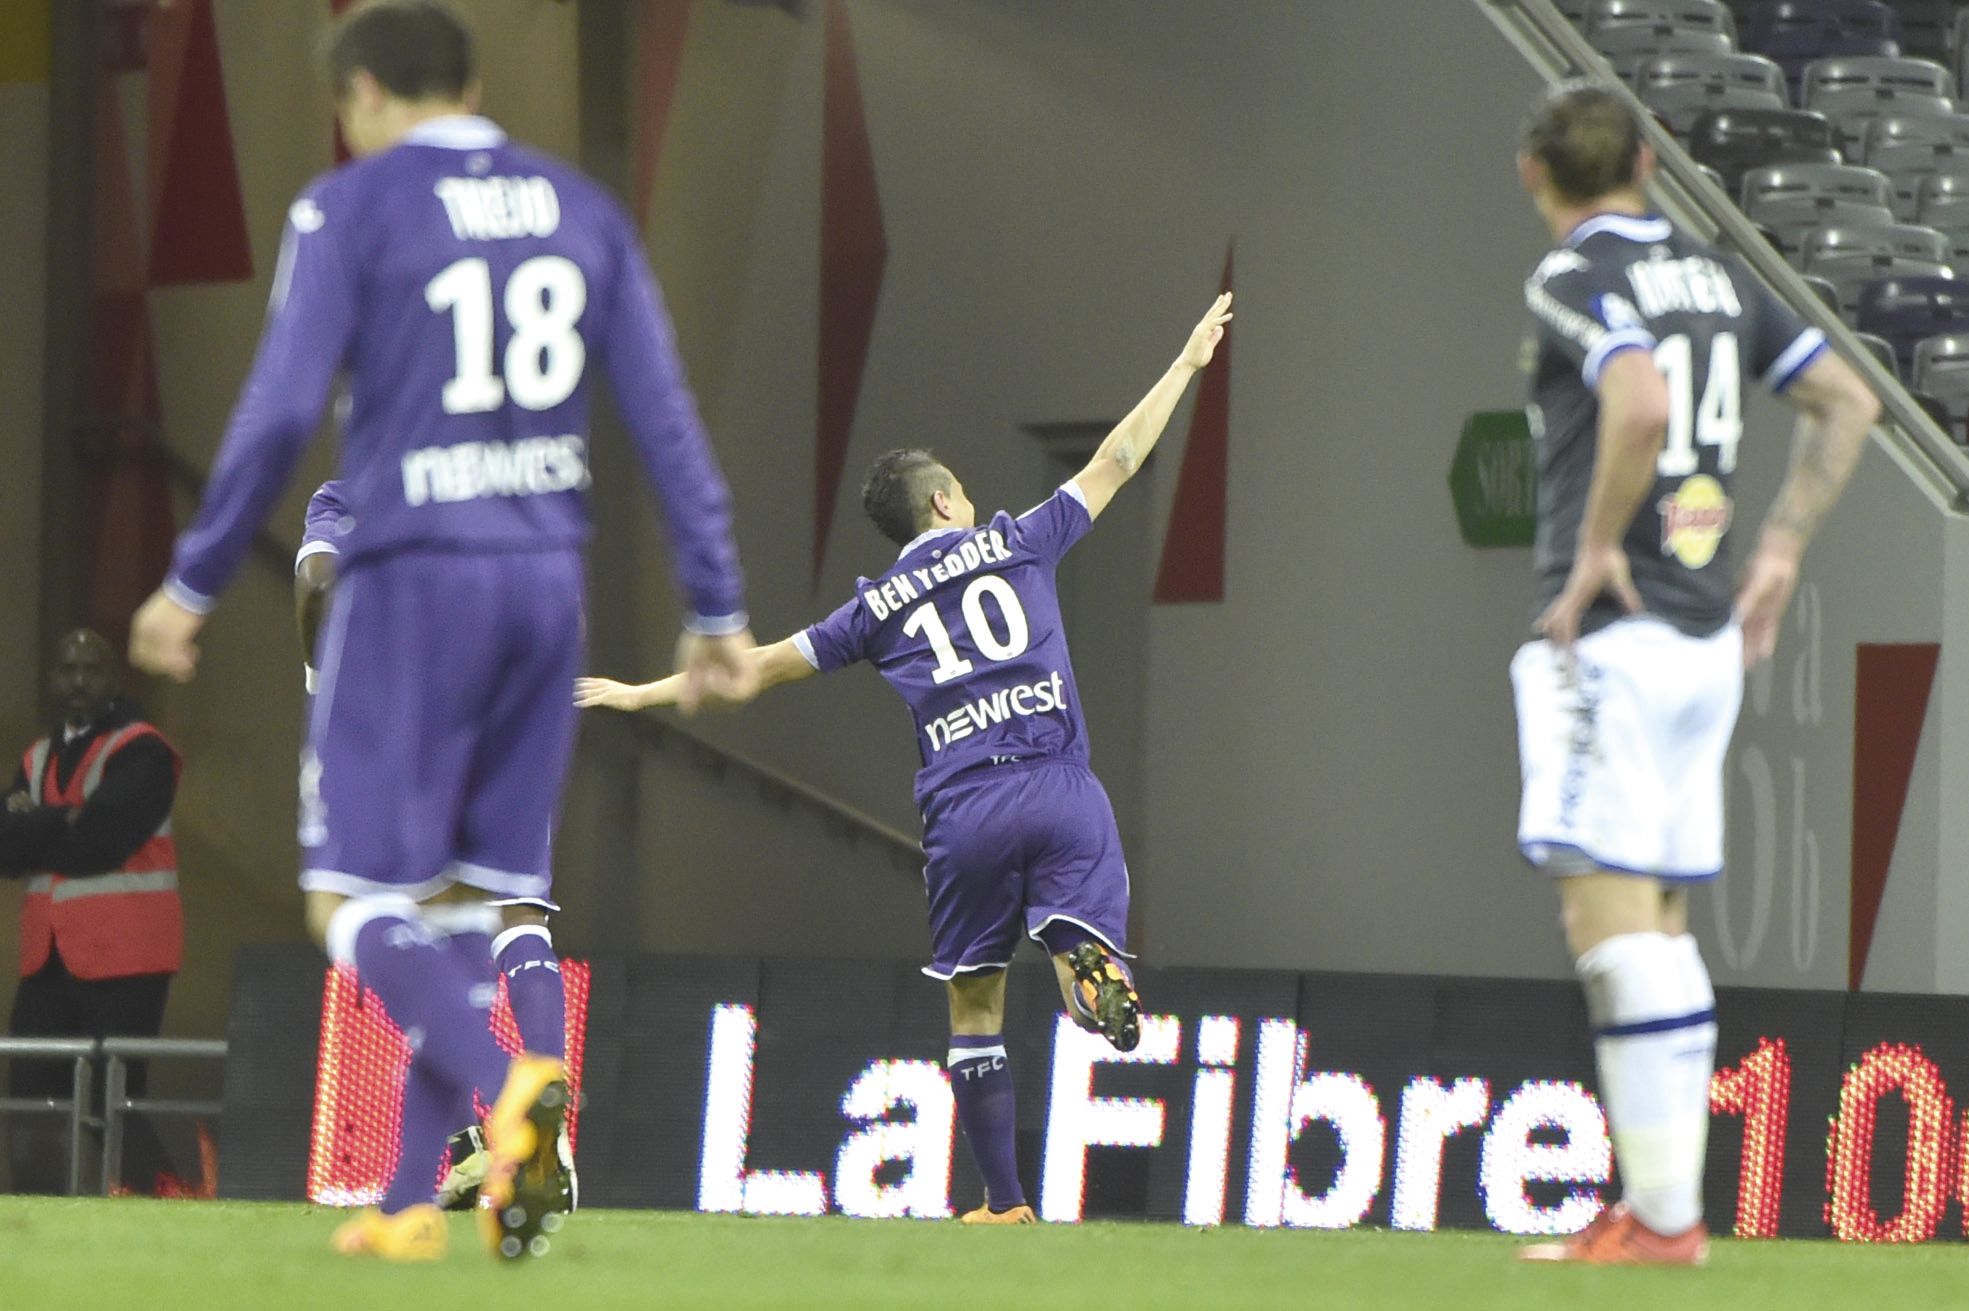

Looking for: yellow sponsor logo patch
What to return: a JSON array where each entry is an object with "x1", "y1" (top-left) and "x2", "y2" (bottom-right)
[{"x1": 1658, "y1": 474, "x2": 1733, "y2": 569}]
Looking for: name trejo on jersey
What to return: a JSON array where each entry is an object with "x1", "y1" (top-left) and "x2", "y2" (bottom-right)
[
  {"x1": 401, "y1": 435, "x2": 590, "y2": 506},
  {"x1": 924, "y1": 671, "x2": 1067, "y2": 752},
  {"x1": 860, "y1": 531, "x2": 1013, "y2": 620},
  {"x1": 433, "y1": 175, "x2": 562, "y2": 241},
  {"x1": 1624, "y1": 255, "x2": 1742, "y2": 321}
]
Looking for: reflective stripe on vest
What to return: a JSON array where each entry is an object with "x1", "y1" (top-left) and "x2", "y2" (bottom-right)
[
  {"x1": 19, "y1": 722, "x2": 182, "y2": 980},
  {"x1": 46, "y1": 870, "x2": 179, "y2": 901},
  {"x1": 23, "y1": 739, "x2": 50, "y2": 806},
  {"x1": 82, "y1": 724, "x2": 150, "y2": 793}
]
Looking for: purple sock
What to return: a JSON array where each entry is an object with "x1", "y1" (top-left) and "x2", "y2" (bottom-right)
[
  {"x1": 380, "y1": 1058, "x2": 471, "y2": 1214},
  {"x1": 493, "y1": 925, "x2": 566, "y2": 1060},
  {"x1": 949, "y1": 1033, "x2": 1024, "y2": 1210},
  {"x1": 346, "y1": 909, "x2": 509, "y2": 1106}
]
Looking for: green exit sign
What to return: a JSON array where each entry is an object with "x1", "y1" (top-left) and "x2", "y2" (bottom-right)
[{"x1": 1448, "y1": 410, "x2": 1537, "y2": 548}]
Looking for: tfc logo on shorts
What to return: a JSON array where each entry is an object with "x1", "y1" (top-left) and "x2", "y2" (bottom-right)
[{"x1": 1511, "y1": 616, "x2": 1744, "y2": 880}]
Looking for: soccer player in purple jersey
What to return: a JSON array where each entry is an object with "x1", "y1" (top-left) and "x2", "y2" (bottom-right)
[
  {"x1": 128, "y1": 0, "x2": 754, "y2": 1261},
  {"x1": 294, "y1": 478, "x2": 574, "y2": 1212},
  {"x1": 578, "y1": 292, "x2": 1232, "y2": 1224}
]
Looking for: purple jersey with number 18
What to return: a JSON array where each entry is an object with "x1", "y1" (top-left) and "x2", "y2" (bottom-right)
[
  {"x1": 796, "y1": 483, "x2": 1095, "y2": 807},
  {"x1": 163, "y1": 114, "x2": 744, "y2": 632}
]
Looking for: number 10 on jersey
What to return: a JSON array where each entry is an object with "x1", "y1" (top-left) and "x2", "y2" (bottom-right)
[{"x1": 902, "y1": 576, "x2": 1031, "y2": 685}]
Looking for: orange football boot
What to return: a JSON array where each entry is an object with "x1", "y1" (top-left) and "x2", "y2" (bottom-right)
[
  {"x1": 960, "y1": 1203, "x2": 1038, "y2": 1225},
  {"x1": 478, "y1": 1055, "x2": 574, "y2": 1261},
  {"x1": 330, "y1": 1204, "x2": 448, "y2": 1261},
  {"x1": 1519, "y1": 1202, "x2": 1709, "y2": 1266}
]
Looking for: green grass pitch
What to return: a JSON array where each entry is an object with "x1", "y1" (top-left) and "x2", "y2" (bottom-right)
[{"x1": 1, "y1": 1198, "x2": 1954, "y2": 1310}]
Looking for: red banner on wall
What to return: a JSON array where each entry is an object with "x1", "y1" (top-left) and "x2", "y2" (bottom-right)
[{"x1": 306, "y1": 962, "x2": 591, "y2": 1206}]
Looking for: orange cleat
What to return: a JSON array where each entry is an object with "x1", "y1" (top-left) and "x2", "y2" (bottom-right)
[
  {"x1": 1519, "y1": 1202, "x2": 1709, "y2": 1266},
  {"x1": 960, "y1": 1203, "x2": 1037, "y2": 1225},
  {"x1": 478, "y1": 1055, "x2": 574, "y2": 1261},
  {"x1": 330, "y1": 1204, "x2": 448, "y2": 1261},
  {"x1": 1066, "y1": 942, "x2": 1141, "y2": 1053}
]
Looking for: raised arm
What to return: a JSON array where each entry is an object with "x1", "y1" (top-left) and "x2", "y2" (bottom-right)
[
  {"x1": 1736, "y1": 351, "x2": 1879, "y2": 665},
  {"x1": 576, "y1": 638, "x2": 817, "y2": 714},
  {"x1": 1071, "y1": 293, "x2": 1233, "y2": 520}
]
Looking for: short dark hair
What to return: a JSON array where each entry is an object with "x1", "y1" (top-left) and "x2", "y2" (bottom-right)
[
  {"x1": 1521, "y1": 81, "x2": 1643, "y2": 205},
  {"x1": 861, "y1": 449, "x2": 952, "y2": 546},
  {"x1": 326, "y1": 0, "x2": 475, "y2": 101}
]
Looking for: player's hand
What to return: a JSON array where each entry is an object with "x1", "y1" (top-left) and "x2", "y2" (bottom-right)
[
  {"x1": 675, "y1": 628, "x2": 760, "y2": 715},
  {"x1": 574, "y1": 677, "x2": 648, "y2": 712},
  {"x1": 5, "y1": 792, "x2": 33, "y2": 815},
  {"x1": 1177, "y1": 293, "x2": 1234, "y2": 371},
  {"x1": 129, "y1": 590, "x2": 206, "y2": 683},
  {"x1": 1535, "y1": 543, "x2": 1642, "y2": 649},
  {"x1": 1736, "y1": 531, "x2": 1803, "y2": 669}
]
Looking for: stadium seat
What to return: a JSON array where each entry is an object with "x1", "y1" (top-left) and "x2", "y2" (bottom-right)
[
  {"x1": 1695, "y1": 161, "x2": 1731, "y2": 191},
  {"x1": 1913, "y1": 332, "x2": 1969, "y2": 430},
  {"x1": 1744, "y1": 0, "x2": 1903, "y2": 98},
  {"x1": 1801, "y1": 56, "x2": 1956, "y2": 156},
  {"x1": 1801, "y1": 220, "x2": 1950, "y2": 263},
  {"x1": 1896, "y1": 0, "x2": 1959, "y2": 59},
  {"x1": 1804, "y1": 223, "x2": 1951, "y2": 312},
  {"x1": 1745, "y1": 0, "x2": 1900, "y2": 48},
  {"x1": 1800, "y1": 271, "x2": 1842, "y2": 313},
  {"x1": 1688, "y1": 106, "x2": 1840, "y2": 190},
  {"x1": 1862, "y1": 113, "x2": 1969, "y2": 216},
  {"x1": 1587, "y1": 0, "x2": 1737, "y2": 39},
  {"x1": 1591, "y1": 26, "x2": 1737, "y2": 79},
  {"x1": 1909, "y1": 180, "x2": 1969, "y2": 275},
  {"x1": 1638, "y1": 54, "x2": 1788, "y2": 133},
  {"x1": 1917, "y1": 172, "x2": 1969, "y2": 227},
  {"x1": 1740, "y1": 162, "x2": 1893, "y2": 256},
  {"x1": 1910, "y1": 387, "x2": 1960, "y2": 436},
  {"x1": 1853, "y1": 329, "x2": 1900, "y2": 376},
  {"x1": 1855, "y1": 275, "x2": 1969, "y2": 371}
]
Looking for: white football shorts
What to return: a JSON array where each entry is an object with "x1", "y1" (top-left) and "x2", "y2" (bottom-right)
[{"x1": 1511, "y1": 615, "x2": 1743, "y2": 881}]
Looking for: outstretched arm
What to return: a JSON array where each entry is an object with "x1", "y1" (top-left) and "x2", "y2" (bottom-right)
[
  {"x1": 1736, "y1": 351, "x2": 1879, "y2": 666},
  {"x1": 1071, "y1": 293, "x2": 1233, "y2": 521},
  {"x1": 576, "y1": 638, "x2": 817, "y2": 713}
]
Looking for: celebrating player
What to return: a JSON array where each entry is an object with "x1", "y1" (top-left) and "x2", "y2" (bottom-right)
[
  {"x1": 577, "y1": 292, "x2": 1231, "y2": 1223},
  {"x1": 294, "y1": 478, "x2": 573, "y2": 1213},
  {"x1": 129, "y1": 0, "x2": 754, "y2": 1261},
  {"x1": 1509, "y1": 84, "x2": 1878, "y2": 1264}
]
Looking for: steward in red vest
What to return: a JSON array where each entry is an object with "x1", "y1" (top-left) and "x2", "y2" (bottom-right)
[{"x1": 0, "y1": 629, "x2": 181, "y2": 1193}]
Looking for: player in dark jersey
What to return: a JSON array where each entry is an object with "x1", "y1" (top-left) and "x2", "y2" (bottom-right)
[
  {"x1": 1509, "y1": 84, "x2": 1878, "y2": 1265},
  {"x1": 129, "y1": 0, "x2": 754, "y2": 1261},
  {"x1": 577, "y1": 293, "x2": 1232, "y2": 1224}
]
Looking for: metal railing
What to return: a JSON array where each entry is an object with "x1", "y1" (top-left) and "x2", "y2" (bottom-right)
[
  {"x1": 1475, "y1": 0, "x2": 1969, "y2": 510},
  {"x1": 627, "y1": 711, "x2": 925, "y2": 871},
  {"x1": 0, "y1": 1035, "x2": 225, "y2": 1196}
]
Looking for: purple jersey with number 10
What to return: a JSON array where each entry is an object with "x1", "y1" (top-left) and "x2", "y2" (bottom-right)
[{"x1": 796, "y1": 483, "x2": 1095, "y2": 806}]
